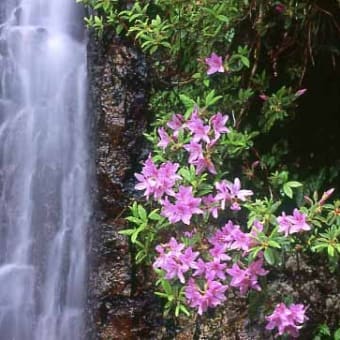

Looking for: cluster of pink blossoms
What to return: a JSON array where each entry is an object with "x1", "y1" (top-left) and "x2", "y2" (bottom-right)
[
  {"x1": 153, "y1": 238, "x2": 199, "y2": 283},
  {"x1": 209, "y1": 220, "x2": 262, "y2": 256},
  {"x1": 135, "y1": 108, "x2": 254, "y2": 225},
  {"x1": 153, "y1": 226, "x2": 308, "y2": 337},
  {"x1": 134, "y1": 155, "x2": 181, "y2": 201},
  {"x1": 277, "y1": 209, "x2": 311, "y2": 236},
  {"x1": 227, "y1": 258, "x2": 268, "y2": 295},
  {"x1": 266, "y1": 303, "x2": 308, "y2": 338},
  {"x1": 158, "y1": 108, "x2": 230, "y2": 175},
  {"x1": 153, "y1": 220, "x2": 269, "y2": 314},
  {"x1": 161, "y1": 186, "x2": 203, "y2": 225},
  {"x1": 185, "y1": 278, "x2": 227, "y2": 315}
]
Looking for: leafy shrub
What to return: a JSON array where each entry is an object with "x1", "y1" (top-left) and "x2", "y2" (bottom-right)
[
  {"x1": 121, "y1": 77, "x2": 339, "y2": 336},
  {"x1": 78, "y1": 0, "x2": 340, "y2": 336}
]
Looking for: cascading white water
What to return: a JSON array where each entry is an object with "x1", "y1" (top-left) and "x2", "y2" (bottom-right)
[{"x1": 0, "y1": 0, "x2": 90, "y2": 339}]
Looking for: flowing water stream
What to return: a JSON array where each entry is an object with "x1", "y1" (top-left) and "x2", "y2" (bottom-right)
[{"x1": 0, "y1": 0, "x2": 90, "y2": 339}]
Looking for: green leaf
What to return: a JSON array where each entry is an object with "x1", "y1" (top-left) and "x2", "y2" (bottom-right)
[
  {"x1": 311, "y1": 244, "x2": 327, "y2": 251},
  {"x1": 138, "y1": 204, "x2": 147, "y2": 221},
  {"x1": 283, "y1": 183, "x2": 293, "y2": 198},
  {"x1": 179, "y1": 94, "x2": 196, "y2": 110},
  {"x1": 161, "y1": 279, "x2": 172, "y2": 295},
  {"x1": 118, "y1": 229, "x2": 135, "y2": 236},
  {"x1": 205, "y1": 90, "x2": 222, "y2": 107},
  {"x1": 327, "y1": 245, "x2": 335, "y2": 257},
  {"x1": 321, "y1": 324, "x2": 331, "y2": 336},
  {"x1": 286, "y1": 181, "x2": 303, "y2": 188},
  {"x1": 149, "y1": 209, "x2": 161, "y2": 221},
  {"x1": 180, "y1": 304, "x2": 190, "y2": 316},
  {"x1": 175, "y1": 304, "x2": 180, "y2": 317},
  {"x1": 179, "y1": 167, "x2": 192, "y2": 182},
  {"x1": 155, "y1": 292, "x2": 168, "y2": 298},
  {"x1": 131, "y1": 223, "x2": 146, "y2": 243},
  {"x1": 249, "y1": 246, "x2": 262, "y2": 260},
  {"x1": 203, "y1": 79, "x2": 210, "y2": 87},
  {"x1": 131, "y1": 202, "x2": 138, "y2": 217},
  {"x1": 135, "y1": 250, "x2": 147, "y2": 263},
  {"x1": 240, "y1": 55, "x2": 250, "y2": 68},
  {"x1": 268, "y1": 240, "x2": 281, "y2": 249},
  {"x1": 264, "y1": 248, "x2": 275, "y2": 265},
  {"x1": 126, "y1": 216, "x2": 141, "y2": 224}
]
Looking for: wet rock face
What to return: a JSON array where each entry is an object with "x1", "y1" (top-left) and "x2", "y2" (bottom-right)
[
  {"x1": 96, "y1": 41, "x2": 148, "y2": 217},
  {"x1": 87, "y1": 35, "x2": 161, "y2": 339}
]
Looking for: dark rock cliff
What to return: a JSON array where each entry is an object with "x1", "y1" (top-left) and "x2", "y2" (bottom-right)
[{"x1": 87, "y1": 35, "x2": 168, "y2": 339}]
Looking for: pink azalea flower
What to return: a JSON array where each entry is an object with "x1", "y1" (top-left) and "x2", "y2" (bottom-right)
[
  {"x1": 210, "y1": 112, "x2": 230, "y2": 140},
  {"x1": 185, "y1": 278, "x2": 227, "y2": 315},
  {"x1": 230, "y1": 228, "x2": 252, "y2": 252},
  {"x1": 153, "y1": 162, "x2": 181, "y2": 199},
  {"x1": 168, "y1": 237, "x2": 185, "y2": 254},
  {"x1": 277, "y1": 209, "x2": 311, "y2": 236},
  {"x1": 289, "y1": 209, "x2": 311, "y2": 233},
  {"x1": 209, "y1": 243, "x2": 231, "y2": 262},
  {"x1": 226, "y1": 263, "x2": 251, "y2": 295},
  {"x1": 226, "y1": 258, "x2": 268, "y2": 295},
  {"x1": 134, "y1": 156, "x2": 160, "y2": 199},
  {"x1": 210, "y1": 221, "x2": 253, "y2": 254},
  {"x1": 275, "y1": 3, "x2": 285, "y2": 14},
  {"x1": 183, "y1": 229, "x2": 197, "y2": 238},
  {"x1": 186, "y1": 110, "x2": 211, "y2": 144},
  {"x1": 161, "y1": 197, "x2": 191, "y2": 225},
  {"x1": 295, "y1": 88, "x2": 307, "y2": 97},
  {"x1": 192, "y1": 258, "x2": 207, "y2": 277},
  {"x1": 215, "y1": 178, "x2": 253, "y2": 210},
  {"x1": 153, "y1": 238, "x2": 199, "y2": 283},
  {"x1": 202, "y1": 194, "x2": 219, "y2": 218},
  {"x1": 205, "y1": 259, "x2": 227, "y2": 280},
  {"x1": 259, "y1": 94, "x2": 269, "y2": 101},
  {"x1": 183, "y1": 141, "x2": 204, "y2": 163},
  {"x1": 277, "y1": 211, "x2": 291, "y2": 236},
  {"x1": 248, "y1": 257, "x2": 269, "y2": 277},
  {"x1": 167, "y1": 113, "x2": 184, "y2": 137},
  {"x1": 209, "y1": 220, "x2": 238, "y2": 248},
  {"x1": 163, "y1": 258, "x2": 188, "y2": 283},
  {"x1": 227, "y1": 178, "x2": 254, "y2": 201},
  {"x1": 140, "y1": 154, "x2": 158, "y2": 177},
  {"x1": 157, "y1": 127, "x2": 171, "y2": 150},
  {"x1": 266, "y1": 303, "x2": 308, "y2": 338},
  {"x1": 192, "y1": 157, "x2": 216, "y2": 175},
  {"x1": 215, "y1": 180, "x2": 231, "y2": 209},
  {"x1": 205, "y1": 52, "x2": 225, "y2": 75},
  {"x1": 230, "y1": 201, "x2": 241, "y2": 211},
  {"x1": 161, "y1": 186, "x2": 203, "y2": 225},
  {"x1": 180, "y1": 247, "x2": 200, "y2": 269},
  {"x1": 319, "y1": 188, "x2": 335, "y2": 205}
]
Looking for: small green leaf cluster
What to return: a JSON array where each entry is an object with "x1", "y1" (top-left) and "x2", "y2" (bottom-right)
[
  {"x1": 313, "y1": 324, "x2": 340, "y2": 340},
  {"x1": 120, "y1": 202, "x2": 167, "y2": 263}
]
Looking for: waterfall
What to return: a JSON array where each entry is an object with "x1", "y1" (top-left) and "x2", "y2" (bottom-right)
[{"x1": 0, "y1": 0, "x2": 90, "y2": 339}]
